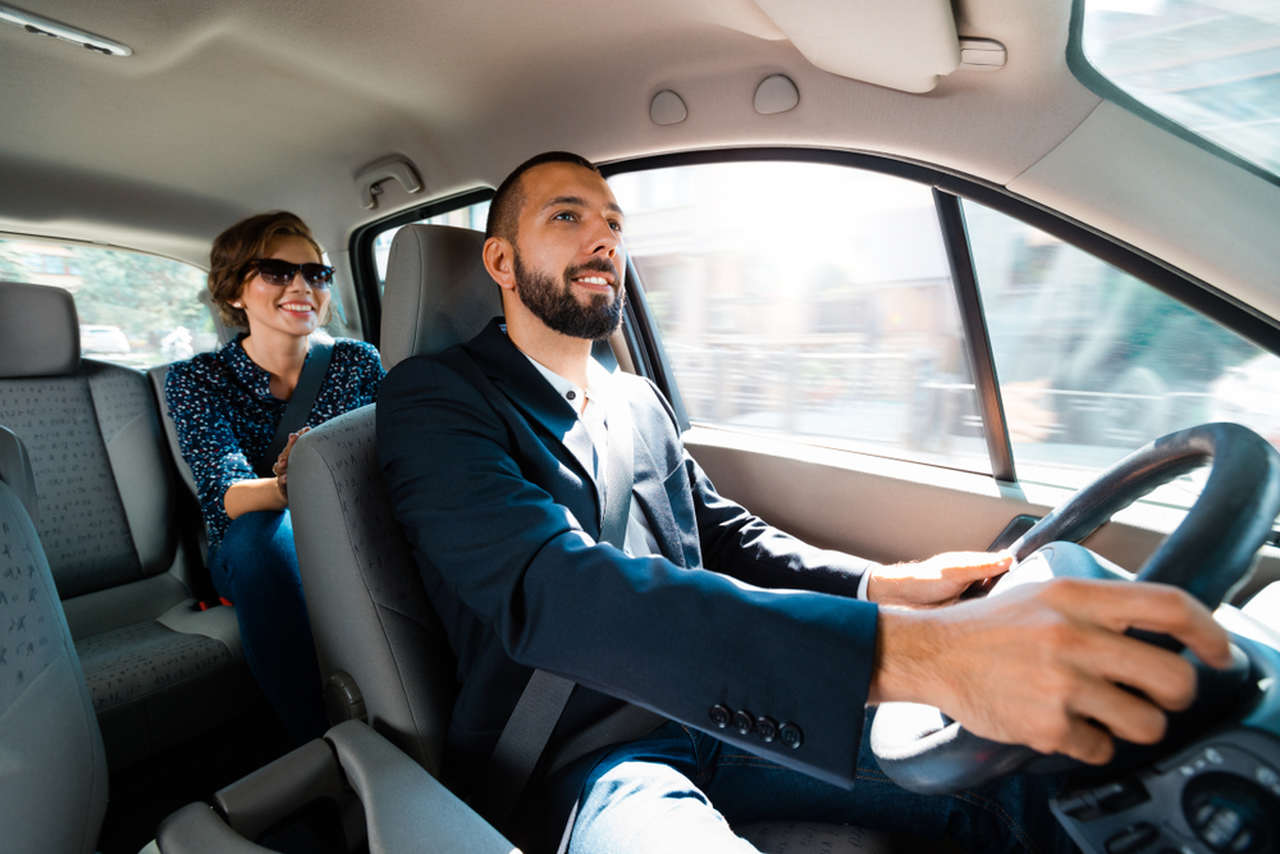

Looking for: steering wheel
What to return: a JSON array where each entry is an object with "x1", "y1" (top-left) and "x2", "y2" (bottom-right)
[{"x1": 870, "y1": 422, "x2": 1280, "y2": 794}]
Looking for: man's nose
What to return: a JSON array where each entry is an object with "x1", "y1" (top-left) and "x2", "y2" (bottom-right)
[{"x1": 586, "y1": 219, "x2": 620, "y2": 257}]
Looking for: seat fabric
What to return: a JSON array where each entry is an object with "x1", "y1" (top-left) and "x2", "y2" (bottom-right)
[
  {"x1": 0, "y1": 425, "x2": 108, "y2": 854},
  {"x1": 290, "y1": 404, "x2": 456, "y2": 775},
  {"x1": 0, "y1": 280, "x2": 253, "y2": 769}
]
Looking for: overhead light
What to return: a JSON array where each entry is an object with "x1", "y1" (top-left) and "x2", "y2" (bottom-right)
[{"x1": 0, "y1": 3, "x2": 132, "y2": 56}]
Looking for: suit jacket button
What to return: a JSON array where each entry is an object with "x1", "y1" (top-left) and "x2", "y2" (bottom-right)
[
  {"x1": 779, "y1": 721, "x2": 804, "y2": 750},
  {"x1": 733, "y1": 709, "x2": 754, "y2": 735},
  {"x1": 755, "y1": 715, "x2": 779, "y2": 743},
  {"x1": 709, "y1": 704, "x2": 732, "y2": 729}
]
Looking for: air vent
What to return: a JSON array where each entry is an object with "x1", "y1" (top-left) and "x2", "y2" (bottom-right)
[{"x1": 0, "y1": 3, "x2": 132, "y2": 57}]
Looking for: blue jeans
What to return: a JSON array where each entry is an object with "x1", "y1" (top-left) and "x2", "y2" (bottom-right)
[
  {"x1": 209, "y1": 510, "x2": 327, "y2": 744},
  {"x1": 563, "y1": 716, "x2": 1075, "y2": 854}
]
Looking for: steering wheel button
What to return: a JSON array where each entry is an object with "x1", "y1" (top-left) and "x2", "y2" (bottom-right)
[
  {"x1": 1254, "y1": 766, "x2": 1277, "y2": 787},
  {"x1": 1104, "y1": 823, "x2": 1157, "y2": 854},
  {"x1": 1194, "y1": 802, "x2": 1217, "y2": 827},
  {"x1": 778, "y1": 722, "x2": 803, "y2": 750},
  {"x1": 1205, "y1": 747, "x2": 1224, "y2": 764},
  {"x1": 709, "y1": 704, "x2": 732, "y2": 729},
  {"x1": 733, "y1": 709, "x2": 754, "y2": 735},
  {"x1": 755, "y1": 716, "x2": 779, "y2": 743},
  {"x1": 1231, "y1": 830, "x2": 1254, "y2": 852}
]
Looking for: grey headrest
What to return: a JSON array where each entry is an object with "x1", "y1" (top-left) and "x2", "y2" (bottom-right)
[
  {"x1": 0, "y1": 425, "x2": 38, "y2": 526},
  {"x1": 379, "y1": 225, "x2": 500, "y2": 370},
  {"x1": 0, "y1": 281, "x2": 80, "y2": 377}
]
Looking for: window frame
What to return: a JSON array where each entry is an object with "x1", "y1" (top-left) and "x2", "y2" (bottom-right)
[{"x1": 349, "y1": 147, "x2": 1280, "y2": 485}]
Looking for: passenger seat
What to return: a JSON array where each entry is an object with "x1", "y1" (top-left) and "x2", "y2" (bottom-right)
[
  {"x1": 0, "y1": 424, "x2": 108, "y2": 854},
  {"x1": 0, "y1": 281, "x2": 254, "y2": 769}
]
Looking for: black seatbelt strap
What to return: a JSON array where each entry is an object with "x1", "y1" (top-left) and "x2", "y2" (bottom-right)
[
  {"x1": 255, "y1": 341, "x2": 333, "y2": 477},
  {"x1": 485, "y1": 384, "x2": 635, "y2": 824}
]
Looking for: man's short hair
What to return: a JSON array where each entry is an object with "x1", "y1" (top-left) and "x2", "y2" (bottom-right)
[{"x1": 485, "y1": 151, "x2": 602, "y2": 242}]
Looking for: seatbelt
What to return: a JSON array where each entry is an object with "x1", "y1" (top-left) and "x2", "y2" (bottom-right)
[
  {"x1": 254, "y1": 341, "x2": 332, "y2": 477},
  {"x1": 484, "y1": 385, "x2": 635, "y2": 824}
]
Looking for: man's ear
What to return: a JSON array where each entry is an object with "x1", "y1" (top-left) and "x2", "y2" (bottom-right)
[{"x1": 483, "y1": 236, "x2": 516, "y2": 292}]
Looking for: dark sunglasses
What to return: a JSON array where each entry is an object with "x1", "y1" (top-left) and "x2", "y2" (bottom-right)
[{"x1": 245, "y1": 258, "x2": 335, "y2": 289}]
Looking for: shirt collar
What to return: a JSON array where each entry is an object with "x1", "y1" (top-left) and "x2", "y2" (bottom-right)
[
  {"x1": 523, "y1": 352, "x2": 613, "y2": 409},
  {"x1": 217, "y1": 333, "x2": 275, "y2": 401}
]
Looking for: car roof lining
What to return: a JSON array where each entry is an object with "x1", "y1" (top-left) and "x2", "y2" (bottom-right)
[{"x1": 0, "y1": 0, "x2": 1275, "y2": 329}]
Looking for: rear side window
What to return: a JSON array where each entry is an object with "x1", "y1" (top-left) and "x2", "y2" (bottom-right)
[
  {"x1": 609, "y1": 161, "x2": 990, "y2": 473},
  {"x1": 0, "y1": 237, "x2": 215, "y2": 368}
]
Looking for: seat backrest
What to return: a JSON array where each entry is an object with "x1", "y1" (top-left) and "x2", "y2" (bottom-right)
[
  {"x1": 378, "y1": 224, "x2": 500, "y2": 370},
  {"x1": 0, "y1": 282, "x2": 181, "y2": 605},
  {"x1": 291, "y1": 225, "x2": 497, "y2": 773},
  {"x1": 0, "y1": 425, "x2": 109, "y2": 854}
]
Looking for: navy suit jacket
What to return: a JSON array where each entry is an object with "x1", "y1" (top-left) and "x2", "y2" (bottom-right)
[{"x1": 377, "y1": 318, "x2": 880, "y2": 798}]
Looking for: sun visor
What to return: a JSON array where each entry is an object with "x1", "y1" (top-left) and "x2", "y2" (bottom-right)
[{"x1": 753, "y1": 0, "x2": 961, "y2": 93}]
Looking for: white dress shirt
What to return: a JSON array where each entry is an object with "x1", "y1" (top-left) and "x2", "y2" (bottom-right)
[{"x1": 523, "y1": 353, "x2": 663, "y2": 557}]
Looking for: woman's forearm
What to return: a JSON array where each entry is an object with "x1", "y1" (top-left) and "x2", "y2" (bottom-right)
[{"x1": 224, "y1": 477, "x2": 287, "y2": 518}]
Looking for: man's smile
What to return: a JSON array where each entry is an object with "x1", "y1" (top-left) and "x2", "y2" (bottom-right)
[{"x1": 571, "y1": 274, "x2": 613, "y2": 292}]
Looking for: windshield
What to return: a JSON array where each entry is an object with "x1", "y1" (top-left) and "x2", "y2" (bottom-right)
[{"x1": 1076, "y1": 0, "x2": 1280, "y2": 181}]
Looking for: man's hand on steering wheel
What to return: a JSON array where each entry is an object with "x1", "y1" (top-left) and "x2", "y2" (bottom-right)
[
  {"x1": 866, "y1": 551, "x2": 1013, "y2": 608},
  {"x1": 869, "y1": 577, "x2": 1234, "y2": 765}
]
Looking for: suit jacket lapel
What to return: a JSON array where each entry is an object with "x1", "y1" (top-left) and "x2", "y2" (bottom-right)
[
  {"x1": 628, "y1": 402, "x2": 686, "y2": 567},
  {"x1": 465, "y1": 319, "x2": 603, "y2": 522}
]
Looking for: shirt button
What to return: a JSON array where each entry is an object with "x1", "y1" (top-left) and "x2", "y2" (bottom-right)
[
  {"x1": 709, "y1": 704, "x2": 732, "y2": 729},
  {"x1": 733, "y1": 709, "x2": 754, "y2": 735},
  {"x1": 755, "y1": 716, "x2": 779, "y2": 743},
  {"x1": 779, "y1": 722, "x2": 804, "y2": 750},
  {"x1": 566, "y1": 390, "x2": 576, "y2": 401}
]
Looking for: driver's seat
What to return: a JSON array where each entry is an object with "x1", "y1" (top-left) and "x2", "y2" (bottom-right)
[{"x1": 289, "y1": 224, "x2": 897, "y2": 852}]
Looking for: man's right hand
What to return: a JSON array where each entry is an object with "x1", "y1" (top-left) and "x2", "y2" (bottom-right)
[{"x1": 868, "y1": 577, "x2": 1233, "y2": 764}]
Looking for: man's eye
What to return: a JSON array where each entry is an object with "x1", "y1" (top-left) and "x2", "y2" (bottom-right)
[
  {"x1": 609, "y1": 220, "x2": 624, "y2": 233},
  {"x1": 553, "y1": 211, "x2": 578, "y2": 223}
]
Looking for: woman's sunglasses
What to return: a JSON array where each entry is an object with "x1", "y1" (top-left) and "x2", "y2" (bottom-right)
[{"x1": 245, "y1": 258, "x2": 335, "y2": 289}]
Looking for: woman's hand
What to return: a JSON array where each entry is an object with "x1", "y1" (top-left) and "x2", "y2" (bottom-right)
[{"x1": 270, "y1": 426, "x2": 310, "y2": 500}]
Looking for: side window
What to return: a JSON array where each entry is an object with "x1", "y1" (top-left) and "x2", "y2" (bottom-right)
[
  {"x1": 372, "y1": 201, "x2": 491, "y2": 293},
  {"x1": 965, "y1": 199, "x2": 1280, "y2": 488},
  {"x1": 0, "y1": 237, "x2": 215, "y2": 368},
  {"x1": 609, "y1": 161, "x2": 990, "y2": 473}
]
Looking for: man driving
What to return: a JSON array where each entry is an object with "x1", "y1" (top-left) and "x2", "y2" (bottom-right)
[{"x1": 377, "y1": 151, "x2": 1231, "y2": 853}]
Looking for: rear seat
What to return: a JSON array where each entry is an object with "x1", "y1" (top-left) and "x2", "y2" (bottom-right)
[{"x1": 0, "y1": 280, "x2": 254, "y2": 769}]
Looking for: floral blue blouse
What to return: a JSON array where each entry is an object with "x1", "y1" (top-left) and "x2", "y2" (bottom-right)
[{"x1": 165, "y1": 334, "x2": 384, "y2": 550}]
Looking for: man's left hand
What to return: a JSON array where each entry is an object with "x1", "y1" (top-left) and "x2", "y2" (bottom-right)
[{"x1": 867, "y1": 551, "x2": 1013, "y2": 608}]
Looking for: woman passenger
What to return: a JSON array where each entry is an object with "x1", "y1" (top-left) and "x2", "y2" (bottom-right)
[{"x1": 165, "y1": 211, "x2": 384, "y2": 743}]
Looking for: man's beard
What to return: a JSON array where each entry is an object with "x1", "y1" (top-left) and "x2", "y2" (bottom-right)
[{"x1": 513, "y1": 252, "x2": 624, "y2": 341}]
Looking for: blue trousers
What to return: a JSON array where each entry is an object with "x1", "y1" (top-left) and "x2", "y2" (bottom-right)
[
  {"x1": 209, "y1": 510, "x2": 327, "y2": 744},
  {"x1": 562, "y1": 717, "x2": 1075, "y2": 854}
]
